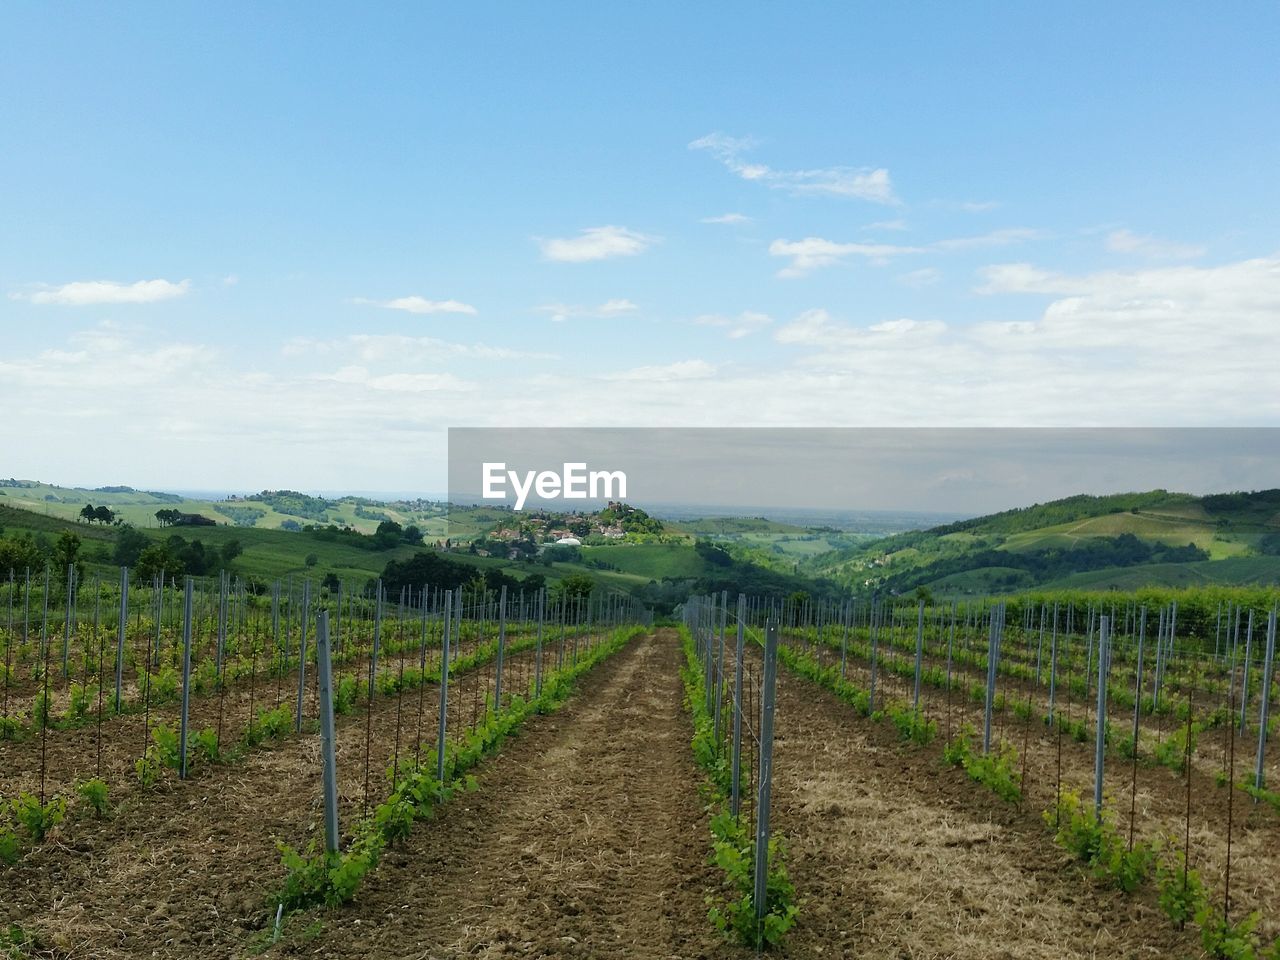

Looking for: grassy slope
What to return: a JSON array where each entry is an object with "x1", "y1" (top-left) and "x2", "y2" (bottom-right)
[
  {"x1": 580, "y1": 543, "x2": 707, "y2": 580},
  {"x1": 1036, "y1": 556, "x2": 1280, "y2": 590},
  {"x1": 0, "y1": 482, "x2": 451, "y2": 536},
  {"x1": 0, "y1": 500, "x2": 717, "y2": 593},
  {"x1": 1000, "y1": 506, "x2": 1252, "y2": 559},
  {"x1": 816, "y1": 489, "x2": 1280, "y2": 594}
]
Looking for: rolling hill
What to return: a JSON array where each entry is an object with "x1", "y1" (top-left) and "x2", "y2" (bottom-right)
[{"x1": 816, "y1": 488, "x2": 1280, "y2": 595}]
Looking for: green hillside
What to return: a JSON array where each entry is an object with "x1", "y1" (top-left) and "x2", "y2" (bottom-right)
[
  {"x1": 0, "y1": 497, "x2": 840, "y2": 613},
  {"x1": 0, "y1": 480, "x2": 449, "y2": 536},
  {"x1": 817, "y1": 488, "x2": 1280, "y2": 596}
]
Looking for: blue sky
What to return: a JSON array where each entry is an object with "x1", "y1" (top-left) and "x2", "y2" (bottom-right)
[{"x1": 2, "y1": 3, "x2": 1278, "y2": 492}]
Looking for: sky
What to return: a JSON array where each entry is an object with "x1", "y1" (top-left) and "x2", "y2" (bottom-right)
[
  {"x1": 447, "y1": 429, "x2": 1280, "y2": 514},
  {"x1": 2, "y1": 3, "x2": 1279, "y2": 496}
]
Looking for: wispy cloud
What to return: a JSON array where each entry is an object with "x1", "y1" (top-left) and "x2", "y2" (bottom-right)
[
  {"x1": 775, "y1": 309, "x2": 946, "y2": 348},
  {"x1": 898, "y1": 267, "x2": 942, "y2": 287},
  {"x1": 284, "y1": 334, "x2": 554, "y2": 362},
  {"x1": 693, "y1": 311, "x2": 773, "y2": 339},
  {"x1": 318, "y1": 366, "x2": 476, "y2": 393},
  {"x1": 1106, "y1": 229, "x2": 1205, "y2": 260},
  {"x1": 11, "y1": 278, "x2": 191, "y2": 306},
  {"x1": 700, "y1": 212, "x2": 753, "y2": 225},
  {"x1": 351, "y1": 295, "x2": 477, "y2": 315},
  {"x1": 770, "y1": 227, "x2": 1041, "y2": 277},
  {"x1": 866, "y1": 218, "x2": 909, "y2": 231},
  {"x1": 933, "y1": 227, "x2": 1045, "y2": 251},
  {"x1": 536, "y1": 299, "x2": 638, "y2": 322},
  {"x1": 537, "y1": 226, "x2": 655, "y2": 263},
  {"x1": 598, "y1": 359, "x2": 716, "y2": 382},
  {"x1": 977, "y1": 257, "x2": 1280, "y2": 308},
  {"x1": 689, "y1": 133, "x2": 897, "y2": 204},
  {"x1": 8, "y1": 251, "x2": 1280, "y2": 490},
  {"x1": 769, "y1": 237, "x2": 925, "y2": 277}
]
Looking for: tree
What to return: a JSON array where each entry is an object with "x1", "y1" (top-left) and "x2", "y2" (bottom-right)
[
  {"x1": 53, "y1": 530, "x2": 84, "y2": 581},
  {"x1": 155, "y1": 508, "x2": 181, "y2": 527},
  {"x1": 219, "y1": 539, "x2": 244, "y2": 570},
  {"x1": 305, "y1": 553, "x2": 319, "y2": 568},
  {"x1": 402, "y1": 524, "x2": 424, "y2": 546},
  {"x1": 555, "y1": 573, "x2": 595, "y2": 604},
  {"x1": 134, "y1": 543, "x2": 179, "y2": 582},
  {"x1": 114, "y1": 527, "x2": 149, "y2": 567},
  {"x1": 171, "y1": 537, "x2": 211, "y2": 576},
  {"x1": 373, "y1": 520, "x2": 403, "y2": 549},
  {"x1": 93, "y1": 505, "x2": 115, "y2": 525},
  {"x1": 378, "y1": 551, "x2": 475, "y2": 597},
  {"x1": 0, "y1": 532, "x2": 45, "y2": 575},
  {"x1": 80, "y1": 504, "x2": 97, "y2": 524}
]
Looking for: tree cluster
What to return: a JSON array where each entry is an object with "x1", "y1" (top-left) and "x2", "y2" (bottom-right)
[{"x1": 79, "y1": 503, "x2": 118, "y2": 525}]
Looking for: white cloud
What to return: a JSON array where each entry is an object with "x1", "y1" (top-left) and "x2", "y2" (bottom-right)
[
  {"x1": 318, "y1": 366, "x2": 475, "y2": 393},
  {"x1": 775, "y1": 309, "x2": 947, "y2": 348},
  {"x1": 284, "y1": 334, "x2": 554, "y2": 362},
  {"x1": 690, "y1": 133, "x2": 897, "y2": 204},
  {"x1": 970, "y1": 256, "x2": 1280, "y2": 352},
  {"x1": 598, "y1": 359, "x2": 716, "y2": 382},
  {"x1": 700, "y1": 213, "x2": 753, "y2": 225},
  {"x1": 7, "y1": 255, "x2": 1280, "y2": 490},
  {"x1": 1106, "y1": 229, "x2": 1206, "y2": 260},
  {"x1": 933, "y1": 227, "x2": 1045, "y2": 251},
  {"x1": 898, "y1": 268, "x2": 942, "y2": 287},
  {"x1": 537, "y1": 226, "x2": 655, "y2": 263},
  {"x1": 693, "y1": 311, "x2": 773, "y2": 339},
  {"x1": 352, "y1": 296, "x2": 477, "y2": 315},
  {"x1": 537, "y1": 299, "x2": 638, "y2": 322},
  {"x1": 769, "y1": 237, "x2": 926, "y2": 277},
  {"x1": 12, "y1": 278, "x2": 191, "y2": 305},
  {"x1": 767, "y1": 228, "x2": 1040, "y2": 278},
  {"x1": 975, "y1": 263, "x2": 1060, "y2": 294}
]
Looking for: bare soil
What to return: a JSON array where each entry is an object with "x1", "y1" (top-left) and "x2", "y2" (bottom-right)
[
  {"x1": 763, "y1": 656, "x2": 1204, "y2": 959},
  {"x1": 274, "y1": 628, "x2": 731, "y2": 960}
]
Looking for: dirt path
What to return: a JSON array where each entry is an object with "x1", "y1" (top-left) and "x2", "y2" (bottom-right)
[
  {"x1": 278, "y1": 629, "x2": 732, "y2": 960},
  {"x1": 767, "y1": 665, "x2": 1201, "y2": 959}
]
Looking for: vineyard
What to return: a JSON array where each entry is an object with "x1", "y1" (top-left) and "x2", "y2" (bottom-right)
[
  {"x1": 2, "y1": 566, "x2": 1279, "y2": 958},
  {"x1": 681, "y1": 590, "x2": 1280, "y2": 958}
]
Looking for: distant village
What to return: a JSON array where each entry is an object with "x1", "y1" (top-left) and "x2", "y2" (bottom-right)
[{"x1": 459, "y1": 501, "x2": 667, "y2": 560}]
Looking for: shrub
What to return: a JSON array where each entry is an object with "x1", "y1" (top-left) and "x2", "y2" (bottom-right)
[
  {"x1": 1045, "y1": 789, "x2": 1151, "y2": 892},
  {"x1": 188, "y1": 727, "x2": 221, "y2": 765},
  {"x1": 149, "y1": 665, "x2": 180, "y2": 704},
  {"x1": 944, "y1": 725, "x2": 1020, "y2": 803},
  {"x1": 0, "y1": 827, "x2": 20, "y2": 866},
  {"x1": 706, "y1": 810, "x2": 799, "y2": 950},
  {"x1": 75, "y1": 777, "x2": 110, "y2": 818},
  {"x1": 1154, "y1": 725, "x2": 1196, "y2": 774},
  {"x1": 65, "y1": 682, "x2": 92, "y2": 724},
  {"x1": 1154, "y1": 848, "x2": 1204, "y2": 929},
  {"x1": 334, "y1": 675, "x2": 358, "y2": 715},
  {"x1": 1195, "y1": 905, "x2": 1263, "y2": 960},
  {"x1": 10, "y1": 792, "x2": 66, "y2": 842},
  {"x1": 888, "y1": 704, "x2": 937, "y2": 745}
]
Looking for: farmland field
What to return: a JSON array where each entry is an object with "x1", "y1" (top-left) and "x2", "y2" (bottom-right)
[{"x1": 2, "y1": 530, "x2": 1279, "y2": 958}]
